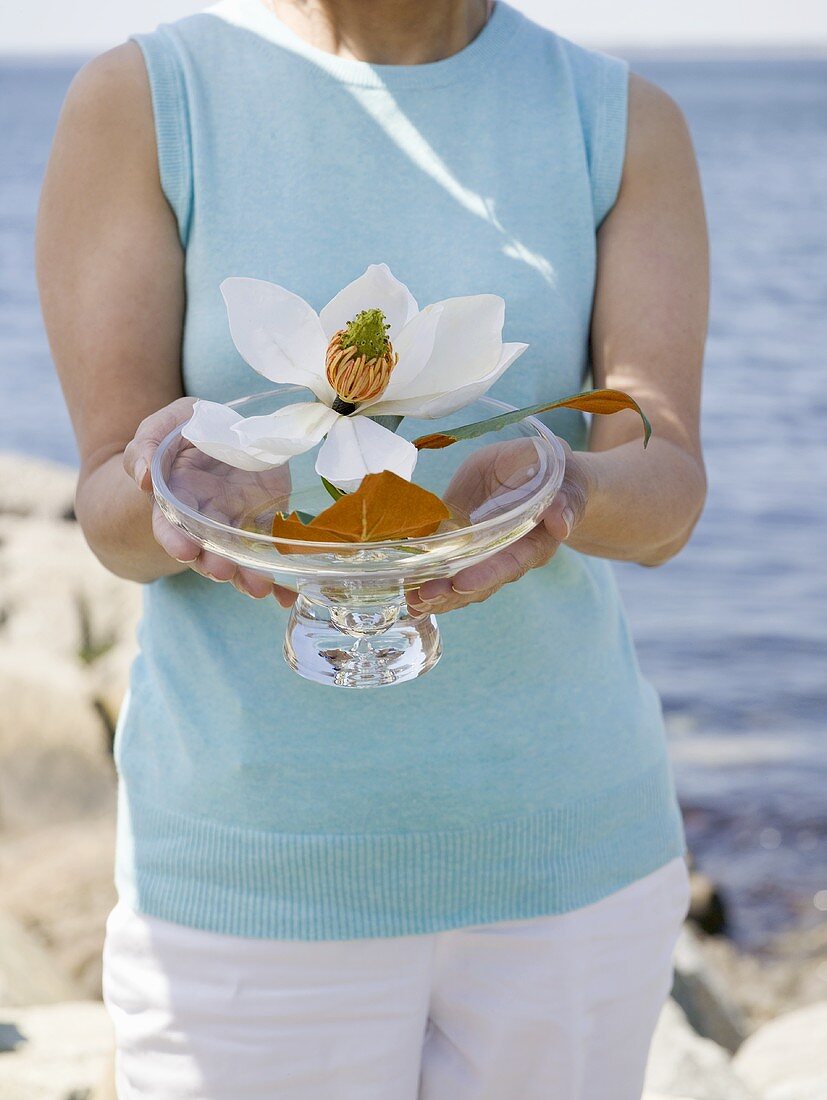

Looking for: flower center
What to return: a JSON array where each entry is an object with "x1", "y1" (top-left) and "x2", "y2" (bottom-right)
[{"x1": 325, "y1": 308, "x2": 398, "y2": 413}]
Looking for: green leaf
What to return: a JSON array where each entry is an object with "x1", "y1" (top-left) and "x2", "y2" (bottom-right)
[
  {"x1": 321, "y1": 476, "x2": 346, "y2": 501},
  {"x1": 413, "y1": 389, "x2": 652, "y2": 451},
  {"x1": 368, "y1": 414, "x2": 404, "y2": 434}
]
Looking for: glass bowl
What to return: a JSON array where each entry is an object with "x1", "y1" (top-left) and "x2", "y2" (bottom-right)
[{"x1": 152, "y1": 386, "x2": 566, "y2": 688}]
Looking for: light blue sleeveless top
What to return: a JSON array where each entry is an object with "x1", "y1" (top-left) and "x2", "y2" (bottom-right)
[{"x1": 120, "y1": 0, "x2": 686, "y2": 938}]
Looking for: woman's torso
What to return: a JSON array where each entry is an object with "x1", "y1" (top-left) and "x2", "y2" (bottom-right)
[{"x1": 114, "y1": 0, "x2": 686, "y2": 938}]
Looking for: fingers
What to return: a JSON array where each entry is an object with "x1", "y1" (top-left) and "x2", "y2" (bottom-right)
[
  {"x1": 139, "y1": 414, "x2": 299, "y2": 604},
  {"x1": 542, "y1": 492, "x2": 576, "y2": 542},
  {"x1": 408, "y1": 525, "x2": 558, "y2": 617},
  {"x1": 152, "y1": 504, "x2": 298, "y2": 604},
  {"x1": 272, "y1": 585, "x2": 298, "y2": 608},
  {"x1": 152, "y1": 506, "x2": 244, "y2": 585},
  {"x1": 541, "y1": 448, "x2": 592, "y2": 542},
  {"x1": 413, "y1": 444, "x2": 595, "y2": 615},
  {"x1": 453, "y1": 526, "x2": 556, "y2": 596},
  {"x1": 191, "y1": 550, "x2": 237, "y2": 583},
  {"x1": 191, "y1": 553, "x2": 297, "y2": 604},
  {"x1": 226, "y1": 572, "x2": 296, "y2": 605},
  {"x1": 231, "y1": 568, "x2": 278, "y2": 600},
  {"x1": 123, "y1": 396, "x2": 197, "y2": 491},
  {"x1": 152, "y1": 503, "x2": 201, "y2": 564}
]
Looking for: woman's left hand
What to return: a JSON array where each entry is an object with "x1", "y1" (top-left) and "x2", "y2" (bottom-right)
[{"x1": 407, "y1": 442, "x2": 592, "y2": 617}]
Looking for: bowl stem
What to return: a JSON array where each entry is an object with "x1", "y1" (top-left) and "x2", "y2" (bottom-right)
[{"x1": 283, "y1": 583, "x2": 442, "y2": 688}]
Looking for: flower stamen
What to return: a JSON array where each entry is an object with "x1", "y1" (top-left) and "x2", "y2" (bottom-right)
[{"x1": 326, "y1": 308, "x2": 398, "y2": 413}]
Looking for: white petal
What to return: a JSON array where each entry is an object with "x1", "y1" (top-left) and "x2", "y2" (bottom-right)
[
  {"x1": 221, "y1": 277, "x2": 333, "y2": 402},
  {"x1": 181, "y1": 400, "x2": 280, "y2": 471},
  {"x1": 319, "y1": 263, "x2": 418, "y2": 341},
  {"x1": 360, "y1": 304, "x2": 444, "y2": 413},
  {"x1": 370, "y1": 294, "x2": 506, "y2": 411},
  {"x1": 229, "y1": 400, "x2": 338, "y2": 464},
  {"x1": 314, "y1": 414, "x2": 418, "y2": 492},
  {"x1": 373, "y1": 341, "x2": 529, "y2": 419},
  {"x1": 233, "y1": 402, "x2": 339, "y2": 463}
]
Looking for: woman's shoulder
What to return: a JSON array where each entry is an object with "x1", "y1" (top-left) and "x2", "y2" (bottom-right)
[
  {"x1": 55, "y1": 41, "x2": 169, "y2": 196},
  {"x1": 58, "y1": 43, "x2": 155, "y2": 174},
  {"x1": 40, "y1": 41, "x2": 180, "y2": 257},
  {"x1": 627, "y1": 72, "x2": 691, "y2": 148},
  {"x1": 622, "y1": 73, "x2": 696, "y2": 194}
]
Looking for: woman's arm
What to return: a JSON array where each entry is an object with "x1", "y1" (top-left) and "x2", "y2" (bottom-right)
[
  {"x1": 37, "y1": 44, "x2": 187, "y2": 582},
  {"x1": 409, "y1": 74, "x2": 709, "y2": 613},
  {"x1": 37, "y1": 44, "x2": 285, "y2": 599},
  {"x1": 568, "y1": 73, "x2": 708, "y2": 566}
]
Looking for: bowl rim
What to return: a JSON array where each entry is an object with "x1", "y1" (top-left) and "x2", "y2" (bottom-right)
[{"x1": 151, "y1": 386, "x2": 566, "y2": 553}]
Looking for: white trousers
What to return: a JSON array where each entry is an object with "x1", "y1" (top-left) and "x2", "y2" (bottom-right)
[{"x1": 102, "y1": 856, "x2": 690, "y2": 1100}]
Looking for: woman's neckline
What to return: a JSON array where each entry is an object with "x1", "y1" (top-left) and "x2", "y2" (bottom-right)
[{"x1": 208, "y1": 0, "x2": 524, "y2": 88}]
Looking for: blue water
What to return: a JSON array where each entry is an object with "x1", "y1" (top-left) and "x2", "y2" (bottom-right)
[{"x1": 1, "y1": 55, "x2": 825, "y2": 947}]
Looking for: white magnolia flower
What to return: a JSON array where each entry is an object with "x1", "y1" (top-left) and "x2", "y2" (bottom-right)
[{"x1": 183, "y1": 263, "x2": 527, "y2": 491}]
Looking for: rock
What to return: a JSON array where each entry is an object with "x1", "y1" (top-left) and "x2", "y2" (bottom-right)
[
  {"x1": 0, "y1": 518, "x2": 141, "y2": 667},
  {"x1": 687, "y1": 866, "x2": 729, "y2": 936},
  {"x1": 0, "y1": 648, "x2": 114, "y2": 832},
  {"x1": 692, "y1": 920, "x2": 827, "y2": 1029},
  {"x1": 671, "y1": 923, "x2": 748, "y2": 1051},
  {"x1": 0, "y1": 910, "x2": 78, "y2": 1007},
  {"x1": 733, "y1": 1001, "x2": 827, "y2": 1100},
  {"x1": 88, "y1": 1054, "x2": 117, "y2": 1100},
  {"x1": 89, "y1": 642, "x2": 137, "y2": 744},
  {"x1": 644, "y1": 998, "x2": 757, "y2": 1100},
  {"x1": 0, "y1": 452, "x2": 77, "y2": 521},
  {"x1": 0, "y1": 1001, "x2": 112, "y2": 1100},
  {"x1": 759, "y1": 1082, "x2": 827, "y2": 1100},
  {"x1": 0, "y1": 815, "x2": 116, "y2": 1000},
  {"x1": 644, "y1": 1095, "x2": 704, "y2": 1100}
]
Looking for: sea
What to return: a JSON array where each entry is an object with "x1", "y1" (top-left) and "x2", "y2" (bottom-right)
[{"x1": 1, "y1": 53, "x2": 825, "y2": 949}]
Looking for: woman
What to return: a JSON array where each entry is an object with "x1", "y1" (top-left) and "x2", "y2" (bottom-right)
[{"x1": 37, "y1": 0, "x2": 708, "y2": 1096}]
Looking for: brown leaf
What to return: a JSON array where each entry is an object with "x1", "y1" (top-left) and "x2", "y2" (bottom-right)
[
  {"x1": 271, "y1": 470, "x2": 450, "y2": 548},
  {"x1": 269, "y1": 512, "x2": 351, "y2": 545},
  {"x1": 413, "y1": 432, "x2": 454, "y2": 451}
]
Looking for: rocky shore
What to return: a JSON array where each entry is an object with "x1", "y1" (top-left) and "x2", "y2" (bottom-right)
[{"x1": 0, "y1": 451, "x2": 823, "y2": 1099}]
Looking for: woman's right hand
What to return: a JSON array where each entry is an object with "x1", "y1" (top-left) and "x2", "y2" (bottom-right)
[{"x1": 123, "y1": 397, "x2": 297, "y2": 605}]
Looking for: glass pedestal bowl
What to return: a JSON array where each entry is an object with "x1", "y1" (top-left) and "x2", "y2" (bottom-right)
[{"x1": 152, "y1": 387, "x2": 566, "y2": 689}]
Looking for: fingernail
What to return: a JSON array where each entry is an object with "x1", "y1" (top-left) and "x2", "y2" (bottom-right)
[
  {"x1": 134, "y1": 459, "x2": 148, "y2": 488},
  {"x1": 562, "y1": 507, "x2": 575, "y2": 537}
]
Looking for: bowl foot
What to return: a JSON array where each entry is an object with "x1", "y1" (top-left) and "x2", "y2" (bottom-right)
[{"x1": 283, "y1": 593, "x2": 442, "y2": 688}]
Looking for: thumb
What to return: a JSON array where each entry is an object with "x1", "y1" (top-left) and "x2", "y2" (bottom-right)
[
  {"x1": 541, "y1": 456, "x2": 590, "y2": 542},
  {"x1": 124, "y1": 396, "x2": 197, "y2": 491}
]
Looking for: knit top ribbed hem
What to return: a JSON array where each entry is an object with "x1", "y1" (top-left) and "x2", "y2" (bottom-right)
[
  {"x1": 115, "y1": 755, "x2": 687, "y2": 940},
  {"x1": 208, "y1": 0, "x2": 526, "y2": 88}
]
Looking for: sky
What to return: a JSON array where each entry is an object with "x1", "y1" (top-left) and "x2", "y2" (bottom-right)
[{"x1": 2, "y1": 0, "x2": 827, "y2": 54}]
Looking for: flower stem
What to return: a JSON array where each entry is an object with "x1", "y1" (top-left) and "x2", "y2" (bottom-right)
[
  {"x1": 331, "y1": 396, "x2": 357, "y2": 416},
  {"x1": 321, "y1": 476, "x2": 346, "y2": 502}
]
